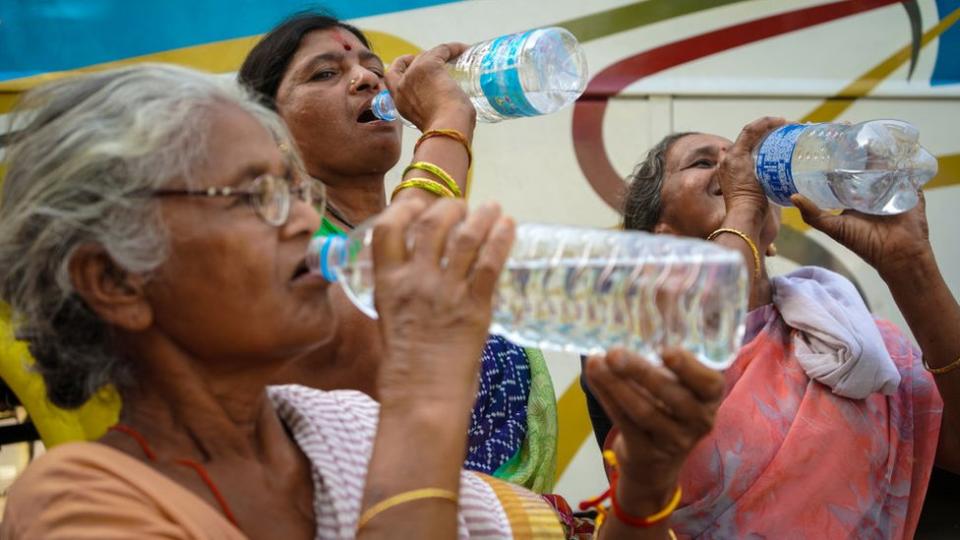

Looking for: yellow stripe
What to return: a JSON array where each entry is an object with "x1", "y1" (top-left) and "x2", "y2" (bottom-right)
[
  {"x1": 478, "y1": 473, "x2": 566, "y2": 539},
  {"x1": 0, "y1": 93, "x2": 19, "y2": 114},
  {"x1": 0, "y1": 30, "x2": 421, "y2": 114},
  {"x1": 781, "y1": 7, "x2": 960, "y2": 233},
  {"x1": 928, "y1": 153, "x2": 960, "y2": 190},
  {"x1": 555, "y1": 377, "x2": 593, "y2": 480}
]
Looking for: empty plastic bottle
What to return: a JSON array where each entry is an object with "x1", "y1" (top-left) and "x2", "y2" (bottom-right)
[
  {"x1": 370, "y1": 27, "x2": 588, "y2": 124},
  {"x1": 754, "y1": 120, "x2": 938, "y2": 215},
  {"x1": 307, "y1": 222, "x2": 748, "y2": 370}
]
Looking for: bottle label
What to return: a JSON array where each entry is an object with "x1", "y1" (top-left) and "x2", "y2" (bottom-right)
[
  {"x1": 755, "y1": 124, "x2": 805, "y2": 206},
  {"x1": 479, "y1": 30, "x2": 540, "y2": 118}
]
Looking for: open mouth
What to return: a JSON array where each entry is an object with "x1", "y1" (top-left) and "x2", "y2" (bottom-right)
[
  {"x1": 356, "y1": 108, "x2": 379, "y2": 123},
  {"x1": 291, "y1": 259, "x2": 310, "y2": 281}
]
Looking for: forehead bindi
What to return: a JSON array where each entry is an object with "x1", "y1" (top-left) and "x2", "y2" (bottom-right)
[
  {"x1": 297, "y1": 29, "x2": 371, "y2": 61},
  {"x1": 677, "y1": 136, "x2": 729, "y2": 161},
  {"x1": 331, "y1": 28, "x2": 357, "y2": 51}
]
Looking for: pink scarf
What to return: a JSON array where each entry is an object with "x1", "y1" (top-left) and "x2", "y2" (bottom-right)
[{"x1": 672, "y1": 305, "x2": 942, "y2": 539}]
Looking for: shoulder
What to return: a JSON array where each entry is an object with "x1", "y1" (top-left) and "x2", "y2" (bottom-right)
[
  {"x1": 873, "y1": 317, "x2": 925, "y2": 376},
  {"x1": 873, "y1": 317, "x2": 942, "y2": 405},
  {"x1": 874, "y1": 318, "x2": 919, "y2": 359},
  {"x1": 1, "y1": 442, "x2": 180, "y2": 538},
  {"x1": 6, "y1": 441, "x2": 118, "y2": 489},
  {"x1": 872, "y1": 317, "x2": 924, "y2": 378}
]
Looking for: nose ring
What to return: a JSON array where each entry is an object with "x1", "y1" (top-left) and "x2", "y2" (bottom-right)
[{"x1": 349, "y1": 78, "x2": 357, "y2": 86}]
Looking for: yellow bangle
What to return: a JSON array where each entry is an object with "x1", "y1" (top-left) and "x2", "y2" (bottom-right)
[
  {"x1": 923, "y1": 354, "x2": 960, "y2": 375},
  {"x1": 356, "y1": 488, "x2": 458, "y2": 531},
  {"x1": 707, "y1": 227, "x2": 762, "y2": 281},
  {"x1": 391, "y1": 178, "x2": 456, "y2": 201},
  {"x1": 415, "y1": 129, "x2": 472, "y2": 167},
  {"x1": 403, "y1": 161, "x2": 462, "y2": 198}
]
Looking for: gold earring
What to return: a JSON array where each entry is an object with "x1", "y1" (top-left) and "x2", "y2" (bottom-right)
[{"x1": 766, "y1": 243, "x2": 778, "y2": 257}]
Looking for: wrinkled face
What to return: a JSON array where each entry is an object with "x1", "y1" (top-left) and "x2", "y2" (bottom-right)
[
  {"x1": 276, "y1": 28, "x2": 401, "y2": 182},
  {"x1": 145, "y1": 104, "x2": 333, "y2": 371},
  {"x1": 657, "y1": 133, "x2": 779, "y2": 249}
]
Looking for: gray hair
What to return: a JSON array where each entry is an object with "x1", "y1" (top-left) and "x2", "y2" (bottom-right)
[
  {"x1": 622, "y1": 132, "x2": 695, "y2": 232},
  {"x1": 0, "y1": 64, "x2": 297, "y2": 408}
]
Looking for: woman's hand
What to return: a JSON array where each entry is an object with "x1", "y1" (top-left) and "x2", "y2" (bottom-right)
[
  {"x1": 360, "y1": 199, "x2": 514, "y2": 540},
  {"x1": 792, "y1": 191, "x2": 934, "y2": 279},
  {"x1": 585, "y1": 348, "x2": 723, "y2": 509},
  {"x1": 384, "y1": 43, "x2": 476, "y2": 132},
  {"x1": 717, "y1": 116, "x2": 786, "y2": 223},
  {"x1": 370, "y1": 198, "x2": 515, "y2": 412}
]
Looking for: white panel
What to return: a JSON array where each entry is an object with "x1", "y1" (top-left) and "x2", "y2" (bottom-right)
[
  {"x1": 673, "y1": 97, "x2": 824, "y2": 139},
  {"x1": 603, "y1": 96, "x2": 655, "y2": 183},
  {"x1": 355, "y1": 0, "x2": 639, "y2": 47}
]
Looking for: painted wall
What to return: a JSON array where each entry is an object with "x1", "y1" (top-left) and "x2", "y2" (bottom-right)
[{"x1": 1, "y1": 0, "x2": 958, "y2": 504}]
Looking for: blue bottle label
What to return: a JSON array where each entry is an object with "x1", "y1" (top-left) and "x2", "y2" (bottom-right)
[
  {"x1": 755, "y1": 124, "x2": 806, "y2": 206},
  {"x1": 479, "y1": 30, "x2": 540, "y2": 118}
]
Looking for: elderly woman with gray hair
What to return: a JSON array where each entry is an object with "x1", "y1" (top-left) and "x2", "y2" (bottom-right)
[
  {"x1": 0, "y1": 63, "x2": 725, "y2": 539},
  {"x1": 582, "y1": 123, "x2": 960, "y2": 538}
]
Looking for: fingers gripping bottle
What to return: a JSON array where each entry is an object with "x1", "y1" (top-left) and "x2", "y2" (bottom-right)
[
  {"x1": 370, "y1": 27, "x2": 589, "y2": 124},
  {"x1": 754, "y1": 120, "x2": 938, "y2": 215},
  {"x1": 307, "y1": 222, "x2": 748, "y2": 370}
]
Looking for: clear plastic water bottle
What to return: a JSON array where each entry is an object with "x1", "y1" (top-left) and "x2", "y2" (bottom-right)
[
  {"x1": 370, "y1": 27, "x2": 588, "y2": 124},
  {"x1": 307, "y1": 222, "x2": 748, "y2": 370},
  {"x1": 754, "y1": 120, "x2": 938, "y2": 215}
]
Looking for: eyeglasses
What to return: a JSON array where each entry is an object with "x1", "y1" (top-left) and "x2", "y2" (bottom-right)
[{"x1": 151, "y1": 174, "x2": 326, "y2": 227}]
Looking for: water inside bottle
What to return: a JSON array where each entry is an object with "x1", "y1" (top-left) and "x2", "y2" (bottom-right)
[
  {"x1": 789, "y1": 121, "x2": 937, "y2": 215},
  {"x1": 452, "y1": 28, "x2": 587, "y2": 122},
  {"x1": 491, "y1": 255, "x2": 746, "y2": 369},
  {"x1": 319, "y1": 223, "x2": 748, "y2": 370}
]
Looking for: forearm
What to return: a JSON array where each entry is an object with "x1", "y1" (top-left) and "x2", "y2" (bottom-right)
[
  {"x1": 883, "y1": 251, "x2": 960, "y2": 368},
  {"x1": 395, "y1": 108, "x2": 475, "y2": 205},
  {"x1": 358, "y1": 403, "x2": 471, "y2": 539},
  {"x1": 714, "y1": 206, "x2": 773, "y2": 309},
  {"x1": 881, "y1": 251, "x2": 960, "y2": 470}
]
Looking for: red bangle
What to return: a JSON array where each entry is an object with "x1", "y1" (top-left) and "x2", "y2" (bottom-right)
[
  {"x1": 579, "y1": 450, "x2": 683, "y2": 528},
  {"x1": 609, "y1": 470, "x2": 682, "y2": 527}
]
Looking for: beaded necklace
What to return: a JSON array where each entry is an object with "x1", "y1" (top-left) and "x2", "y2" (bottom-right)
[{"x1": 108, "y1": 424, "x2": 239, "y2": 526}]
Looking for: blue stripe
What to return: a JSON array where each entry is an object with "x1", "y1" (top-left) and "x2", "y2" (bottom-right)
[
  {"x1": 933, "y1": 0, "x2": 960, "y2": 86},
  {"x1": 0, "y1": 0, "x2": 460, "y2": 82}
]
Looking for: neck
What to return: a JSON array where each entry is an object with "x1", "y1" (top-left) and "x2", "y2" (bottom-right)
[
  {"x1": 320, "y1": 170, "x2": 387, "y2": 227},
  {"x1": 749, "y1": 258, "x2": 774, "y2": 309},
  {"x1": 115, "y1": 333, "x2": 291, "y2": 461}
]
